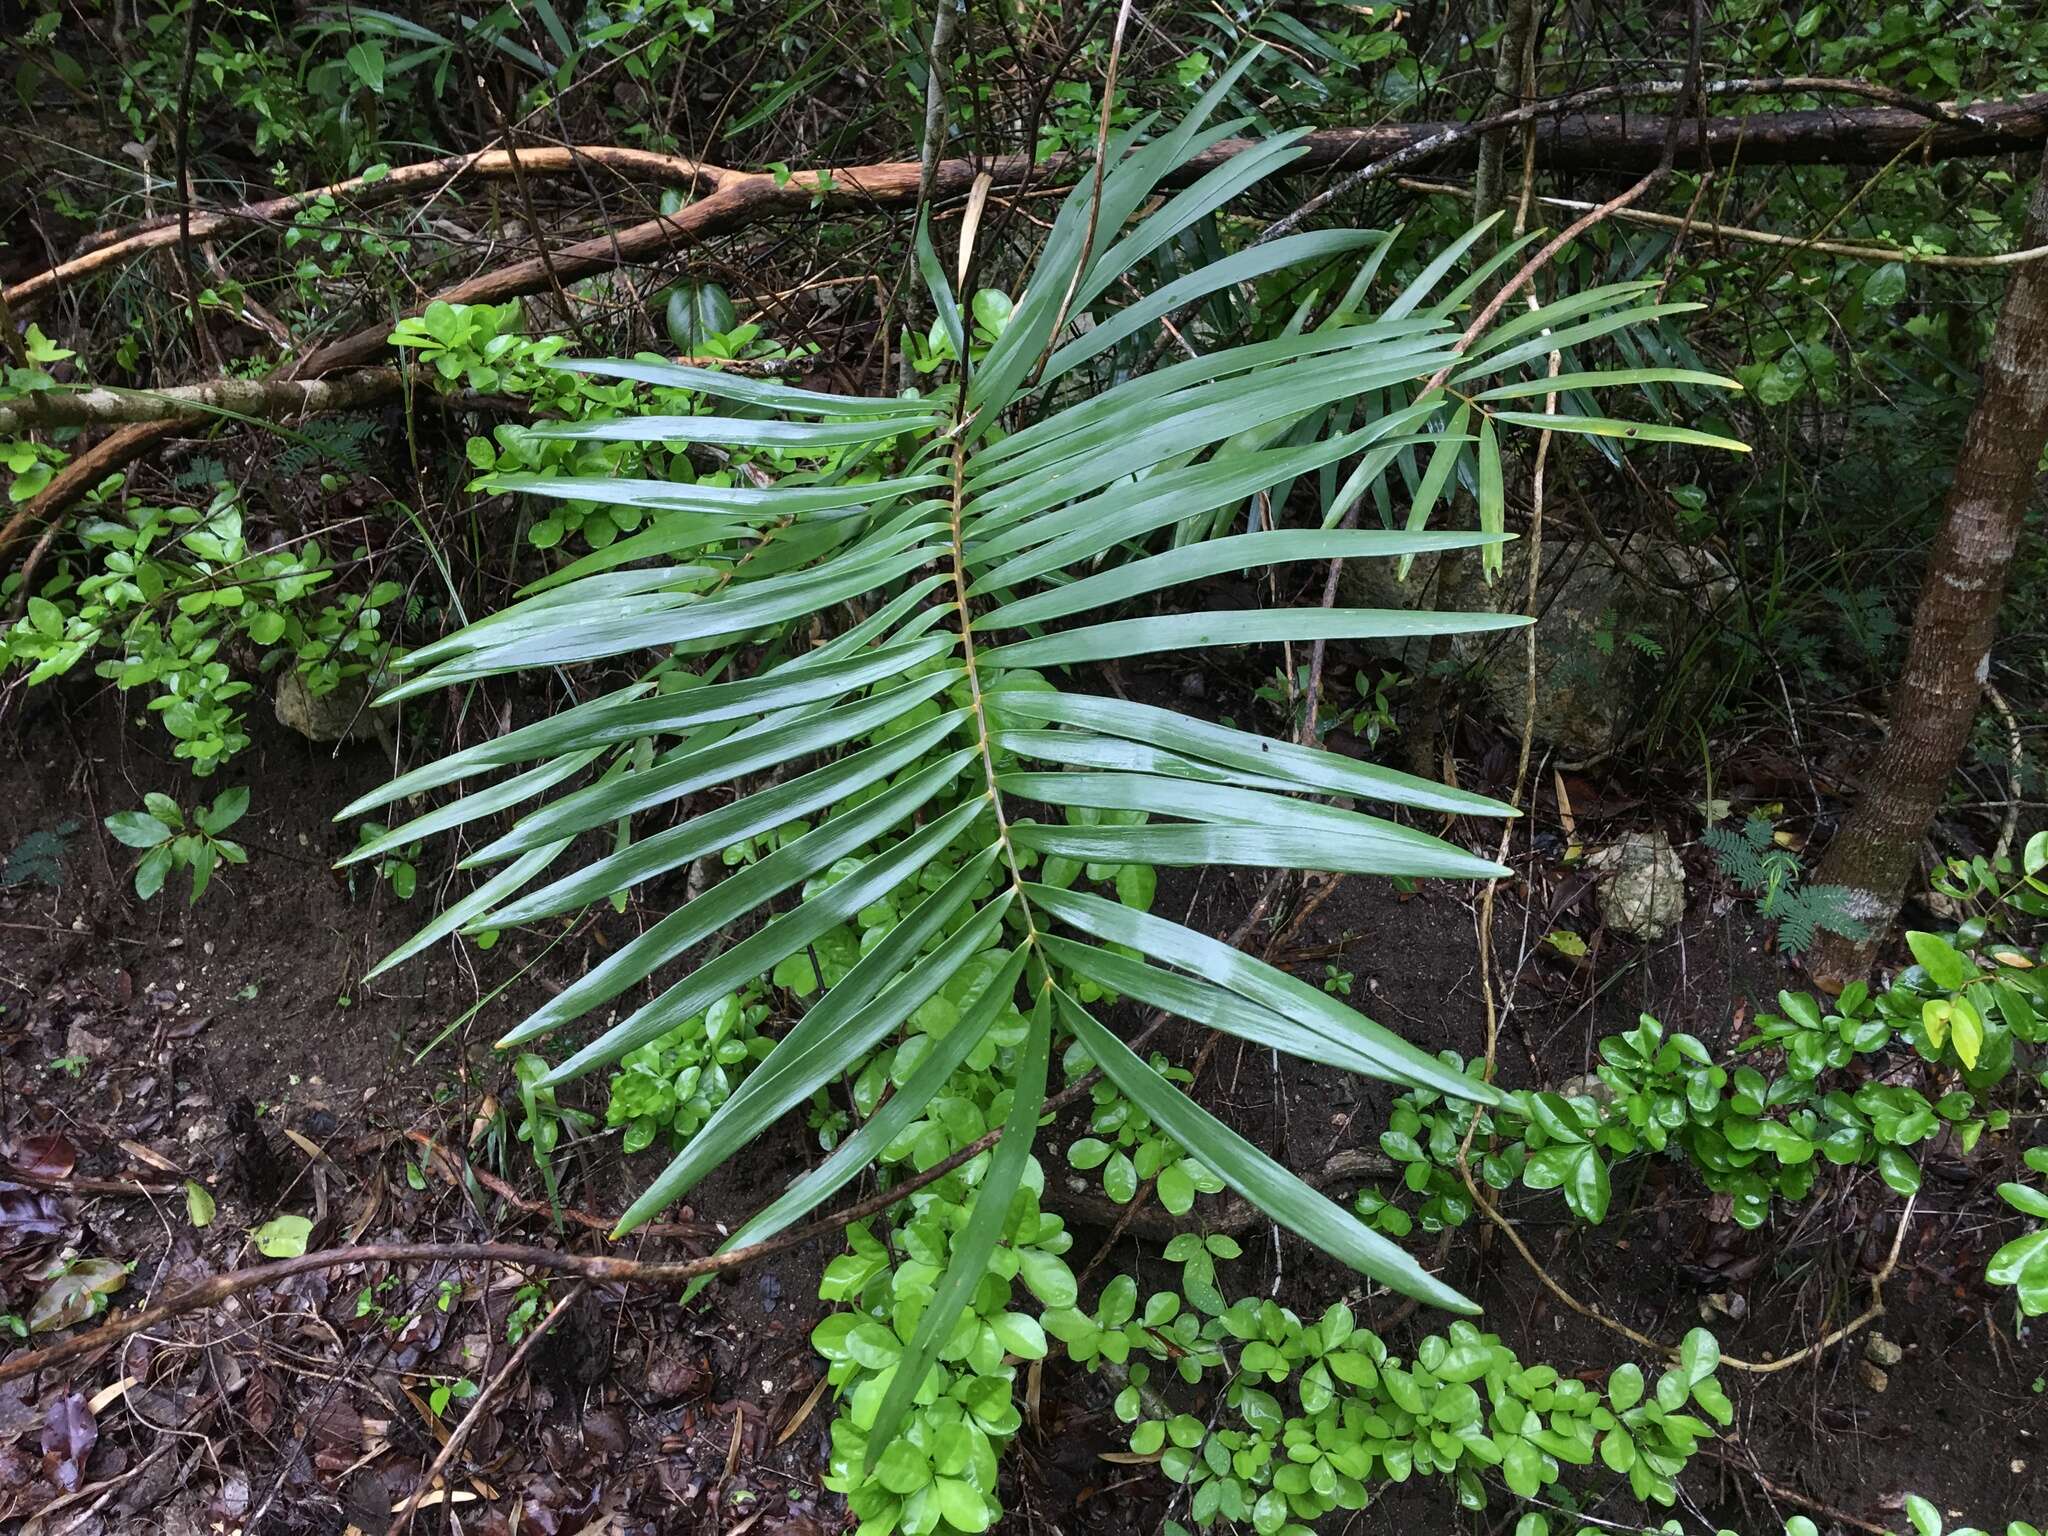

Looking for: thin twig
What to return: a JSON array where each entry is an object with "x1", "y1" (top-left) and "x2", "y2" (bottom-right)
[
  {"x1": 1027, "y1": 0, "x2": 1137, "y2": 393},
  {"x1": 1983, "y1": 680, "x2": 2025, "y2": 861},
  {"x1": 385, "y1": 1280, "x2": 588, "y2": 1536},
  {"x1": 1399, "y1": 179, "x2": 2048, "y2": 268}
]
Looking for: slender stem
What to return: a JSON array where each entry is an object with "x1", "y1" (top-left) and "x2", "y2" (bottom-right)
[{"x1": 942, "y1": 428, "x2": 1039, "y2": 944}]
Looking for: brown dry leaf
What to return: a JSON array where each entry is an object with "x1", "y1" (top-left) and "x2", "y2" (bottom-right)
[
  {"x1": 245, "y1": 1370, "x2": 281, "y2": 1436},
  {"x1": 645, "y1": 1348, "x2": 708, "y2": 1403},
  {"x1": 12, "y1": 1137, "x2": 76, "y2": 1180},
  {"x1": 116, "y1": 1141, "x2": 182, "y2": 1174},
  {"x1": 279, "y1": 1127, "x2": 330, "y2": 1164},
  {"x1": 40, "y1": 1393, "x2": 95, "y2": 1492},
  {"x1": 722, "y1": 1411, "x2": 743, "y2": 1481},
  {"x1": 774, "y1": 1376, "x2": 829, "y2": 1447},
  {"x1": 344, "y1": 1166, "x2": 385, "y2": 1245}
]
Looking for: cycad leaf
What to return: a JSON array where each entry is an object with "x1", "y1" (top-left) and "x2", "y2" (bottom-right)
[
  {"x1": 496, "y1": 757, "x2": 974, "y2": 1053},
  {"x1": 464, "y1": 676, "x2": 962, "y2": 862},
  {"x1": 916, "y1": 206, "x2": 966, "y2": 369},
  {"x1": 1043, "y1": 935, "x2": 1410, "y2": 1079},
  {"x1": 1043, "y1": 229, "x2": 1382, "y2": 379},
  {"x1": 976, "y1": 606, "x2": 1524, "y2": 669},
  {"x1": 975, "y1": 527, "x2": 1507, "y2": 631},
  {"x1": 863, "y1": 986, "x2": 1051, "y2": 1466},
  {"x1": 545, "y1": 357, "x2": 938, "y2": 416},
  {"x1": 1474, "y1": 368, "x2": 1740, "y2": 401},
  {"x1": 364, "y1": 839, "x2": 570, "y2": 982},
  {"x1": 1057, "y1": 989, "x2": 1475, "y2": 1314},
  {"x1": 988, "y1": 689, "x2": 1514, "y2": 819},
  {"x1": 1476, "y1": 414, "x2": 1505, "y2": 582},
  {"x1": 1028, "y1": 883, "x2": 1497, "y2": 1104},
  {"x1": 487, "y1": 730, "x2": 975, "y2": 926},
  {"x1": 1489, "y1": 411, "x2": 1751, "y2": 453},
  {"x1": 1394, "y1": 402, "x2": 1471, "y2": 581},
  {"x1": 1001, "y1": 771, "x2": 1508, "y2": 878},
  {"x1": 684, "y1": 947, "x2": 1031, "y2": 1304},
  {"x1": 611, "y1": 863, "x2": 1009, "y2": 1229},
  {"x1": 338, "y1": 634, "x2": 952, "y2": 823},
  {"x1": 519, "y1": 413, "x2": 943, "y2": 448}
]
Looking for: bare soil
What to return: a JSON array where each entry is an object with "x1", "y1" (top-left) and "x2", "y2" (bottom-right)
[{"x1": 0, "y1": 677, "x2": 2041, "y2": 1536}]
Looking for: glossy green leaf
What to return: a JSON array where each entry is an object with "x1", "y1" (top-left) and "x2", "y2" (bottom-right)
[
  {"x1": 612, "y1": 867, "x2": 1009, "y2": 1230},
  {"x1": 977, "y1": 606, "x2": 1526, "y2": 670},
  {"x1": 988, "y1": 688, "x2": 1516, "y2": 819},
  {"x1": 684, "y1": 947, "x2": 1031, "y2": 1302},
  {"x1": 865, "y1": 986, "x2": 1050, "y2": 1466}
]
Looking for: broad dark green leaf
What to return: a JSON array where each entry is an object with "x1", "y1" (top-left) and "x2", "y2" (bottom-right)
[
  {"x1": 609, "y1": 861, "x2": 1008, "y2": 1225},
  {"x1": 546, "y1": 357, "x2": 939, "y2": 416},
  {"x1": 542, "y1": 797, "x2": 987, "y2": 1086},
  {"x1": 976, "y1": 527, "x2": 1506, "y2": 631},
  {"x1": 684, "y1": 947, "x2": 1032, "y2": 1302},
  {"x1": 465, "y1": 676, "x2": 963, "y2": 862},
  {"x1": 977, "y1": 606, "x2": 1526, "y2": 669},
  {"x1": 495, "y1": 753, "x2": 975, "y2": 1050}
]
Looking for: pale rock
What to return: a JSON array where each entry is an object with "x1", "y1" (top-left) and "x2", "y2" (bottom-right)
[
  {"x1": 1587, "y1": 830, "x2": 1687, "y2": 941},
  {"x1": 274, "y1": 668, "x2": 385, "y2": 745},
  {"x1": 1337, "y1": 535, "x2": 1732, "y2": 757}
]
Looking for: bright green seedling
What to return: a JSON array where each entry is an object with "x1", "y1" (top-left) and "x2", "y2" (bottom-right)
[
  {"x1": 1363, "y1": 920, "x2": 2044, "y2": 1242},
  {"x1": 351, "y1": 820, "x2": 425, "y2": 900},
  {"x1": 606, "y1": 986, "x2": 773, "y2": 1154},
  {"x1": 105, "y1": 788, "x2": 250, "y2": 903}
]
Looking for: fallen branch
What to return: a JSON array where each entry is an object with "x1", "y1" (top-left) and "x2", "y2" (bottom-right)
[
  {"x1": 11, "y1": 88, "x2": 2048, "y2": 558},
  {"x1": 13, "y1": 90, "x2": 2047, "y2": 323},
  {"x1": 10, "y1": 147, "x2": 726, "y2": 312},
  {"x1": 1400, "y1": 176, "x2": 2048, "y2": 267},
  {"x1": 405, "y1": 1128, "x2": 716, "y2": 1242},
  {"x1": 0, "y1": 422, "x2": 178, "y2": 561},
  {"x1": 0, "y1": 369, "x2": 417, "y2": 435}
]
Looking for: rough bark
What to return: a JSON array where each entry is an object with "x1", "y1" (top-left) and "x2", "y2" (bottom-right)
[
  {"x1": 1810, "y1": 143, "x2": 2048, "y2": 986},
  {"x1": 0, "y1": 369, "x2": 416, "y2": 435}
]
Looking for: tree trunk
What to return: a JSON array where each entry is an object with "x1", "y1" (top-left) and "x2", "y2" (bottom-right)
[{"x1": 1810, "y1": 142, "x2": 2048, "y2": 986}]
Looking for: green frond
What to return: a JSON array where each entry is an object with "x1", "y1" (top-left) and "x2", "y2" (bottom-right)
[{"x1": 347, "y1": 106, "x2": 1746, "y2": 1364}]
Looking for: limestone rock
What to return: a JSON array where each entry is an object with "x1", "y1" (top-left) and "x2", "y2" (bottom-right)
[
  {"x1": 1587, "y1": 830, "x2": 1686, "y2": 941},
  {"x1": 275, "y1": 669, "x2": 380, "y2": 744},
  {"x1": 1338, "y1": 534, "x2": 1731, "y2": 757}
]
